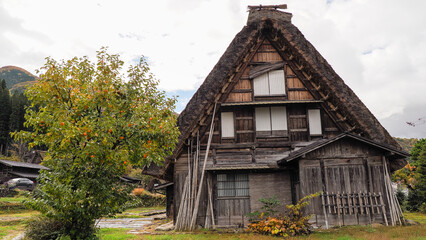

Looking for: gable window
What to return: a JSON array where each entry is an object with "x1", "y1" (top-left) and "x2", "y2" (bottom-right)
[
  {"x1": 221, "y1": 112, "x2": 235, "y2": 138},
  {"x1": 255, "y1": 106, "x2": 287, "y2": 136},
  {"x1": 253, "y1": 70, "x2": 285, "y2": 96},
  {"x1": 217, "y1": 173, "x2": 249, "y2": 197},
  {"x1": 308, "y1": 109, "x2": 322, "y2": 135}
]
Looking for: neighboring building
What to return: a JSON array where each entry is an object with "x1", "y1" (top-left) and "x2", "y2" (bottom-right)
[
  {"x1": 146, "y1": 6, "x2": 409, "y2": 228},
  {"x1": 0, "y1": 159, "x2": 49, "y2": 183}
]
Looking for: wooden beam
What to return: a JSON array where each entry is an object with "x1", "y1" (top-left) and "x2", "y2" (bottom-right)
[{"x1": 248, "y1": 4, "x2": 287, "y2": 10}]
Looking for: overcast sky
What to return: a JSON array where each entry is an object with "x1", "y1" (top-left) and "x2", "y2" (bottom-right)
[{"x1": 1, "y1": 0, "x2": 425, "y2": 138}]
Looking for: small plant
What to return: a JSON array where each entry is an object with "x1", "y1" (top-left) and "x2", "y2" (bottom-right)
[
  {"x1": 247, "y1": 192, "x2": 320, "y2": 237},
  {"x1": 246, "y1": 196, "x2": 281, "y2": 222}
]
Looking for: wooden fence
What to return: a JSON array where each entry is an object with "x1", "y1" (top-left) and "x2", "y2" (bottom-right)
[{"x1": 320, "y1": 192, "x2": 388, "y2": 228}]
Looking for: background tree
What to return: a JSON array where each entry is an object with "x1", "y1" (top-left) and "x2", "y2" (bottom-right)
[
  {"x1": 0, "y1": 79, "x2": 11, "y2": 155},
  {"x1": 10, "y1": 91, "x2": 29, "y2": 132},
  {"x1": 406, "y1": 139, "x2": 426, "y2": 212},
  {"x1": 14, "y1": 48, "x2": 179, "y2": 239}
]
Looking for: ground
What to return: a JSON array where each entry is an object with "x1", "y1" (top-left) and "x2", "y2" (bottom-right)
[{"x1": 1, "y1": 195, "x2": 425, "y2": 240}]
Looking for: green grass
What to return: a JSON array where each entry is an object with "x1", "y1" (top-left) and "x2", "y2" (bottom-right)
[
  {"x1": 98, "y1": 228, "x2": 138, "y2": 240},
  {"x1": 0, "y1": 197, "x2": 27, "y2": 203},
  {"x1": 404, "y1": 212, "x2": 426, "y2": 224},
  {"x1": 0, "y1": 219, "x2": 26, "y2": 239},
  {"x1": 97, "y1": 212, "x2": 426, "y2": 240},
  {"x1": 111, "y1": 206, "x2": 165, "y2": 218},
  {"x1": 1, "y1": 201, "x2": 425, "y2": 240}
]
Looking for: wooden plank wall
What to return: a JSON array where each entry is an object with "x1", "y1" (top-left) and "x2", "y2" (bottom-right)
[
  {"x1": 298, "y1": 138, "x2": 390, "y2": 226},
  {"x1": 286, "y1": 66, "x2": 314, "y2": 101},
  {"x1": 225, "y1": 39, "x2": 316, "y2": 103},
  {"x1": 216, "y1": 197, "x2": 250, "y2": 227},
  {"x1": 288, "y1": 106, "x2": 308, "y2": 142}
]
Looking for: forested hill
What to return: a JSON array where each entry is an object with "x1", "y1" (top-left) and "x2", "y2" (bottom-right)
[
  {"x1": 0, "y1": 66, "x2": 38, "y2": 92},
  {"x1": 394, "y1": 137, "x2": 418, "y2": 153}
]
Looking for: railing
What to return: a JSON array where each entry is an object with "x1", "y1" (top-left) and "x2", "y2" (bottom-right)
[{"x1": 320, "y1": 192, "x2": 388, "y2": 228}]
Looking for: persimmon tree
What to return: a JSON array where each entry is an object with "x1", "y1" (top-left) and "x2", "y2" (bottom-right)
[{"x1": 13, "y1": 48, "x2": 179, "y2": 239}]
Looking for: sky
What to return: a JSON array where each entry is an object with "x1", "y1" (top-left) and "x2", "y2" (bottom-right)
[{"x1": 1, "y1": 0, "x2": 425, "y2": 138}]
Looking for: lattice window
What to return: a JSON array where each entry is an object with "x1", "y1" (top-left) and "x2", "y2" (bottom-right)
[{"x1": 217, "y1": 173, "x2": 249, "y2": 197}]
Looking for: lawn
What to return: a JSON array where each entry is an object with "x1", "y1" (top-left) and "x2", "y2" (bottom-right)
[
  {"x1": 98, "y1": 212, "x2": 426, "y2": 240},
  {"x1": 98, "y1": 223, "x2": 426, "y2": 240},
  {"x1": 1, "y1": 195, "x2": 425, "y2": 240}
]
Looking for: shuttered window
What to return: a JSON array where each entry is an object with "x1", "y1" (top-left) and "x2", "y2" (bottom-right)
[
  {"x1": 253, "y1": 70, "x2": 285, "y2": 96},
  {"x1": 308, "y1": 109, "x2": 322, "y2": 135},
  {"x1": 217, "y1": 174, "x2": 249, "y2": 197},
  {"x1": 221, "y1": 112, "x2": 234, "y2": 138},
  {"x1": 255, "y1": 107, "x2": 287, "y2": 135},
  {"x1": 271, "y1": 107, "x2": 287, "y2": 130}
]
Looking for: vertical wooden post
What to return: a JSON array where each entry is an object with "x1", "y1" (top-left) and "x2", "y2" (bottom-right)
[
  {"x1": 379, "y1": 192, "x2": 389, "y2": 226},
  {"x1": 336, "y1": 192, "x2": 342, "y2": 227},
  {"x1": 341, "y1": 192, "x2": 345, "y2": 225},
  {"x1": 347, "y1": 192, "x2": 352, "y2": 215},
  {"x1": 321, "y1": 193, "x2": 329, "y2": 229},
  {"x1": 189, "y1": 103, "x2": 217, "y2": 230},
  {"x1": 207, "y1": 174, "x2": 216, "y2": 229},
  {"x1": 354, "y1": 193, "x2": 359, "y2": 225},
  {"x1": 382, "y1": 157, "x2": 395, "y2": 226}
]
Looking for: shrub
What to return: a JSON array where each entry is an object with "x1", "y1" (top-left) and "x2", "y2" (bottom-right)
[
  {"x1": 247, "y1": 192, "x2": 320, "y2": 237},
  {"x1": 126, "y1": 189, "x2": 166, "y2": 208},
  {"x1": 132, "y1": 188, "x2": 145, "y2": 196},
  {"x1": 25, "y1": 216, "x2": 66, "y2": 240}
]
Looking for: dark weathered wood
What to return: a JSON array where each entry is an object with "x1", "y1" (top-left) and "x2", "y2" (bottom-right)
[
  {"x1": 379, "y1": 192, "x2": 388, "y2": 226},
  {"x1": 248, "y1": 4, "x2": 287, "y2": 10},
  {"x1": 321, "y1": 193, "x2": 329, "y2": 229},
  {"x1": 336, "y1": 191, "x2": 342, "y2": 227}
]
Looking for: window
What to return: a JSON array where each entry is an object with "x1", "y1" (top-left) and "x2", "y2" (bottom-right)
[
  {"x1": 253, "y1": 70, "x2": 285, "y2": 96},
  {"x1": 308, "y1": 109, "x2": 322, "y2": 135},
  {"x1": 217, "y1": 174, "x2": 249, "y2": 197},
  {"x1": 255, "y1": 106, "x2": 287, "y2": 135},
  {"x1": 221, "y1": 112, "x2": 234, "y2": 138}
]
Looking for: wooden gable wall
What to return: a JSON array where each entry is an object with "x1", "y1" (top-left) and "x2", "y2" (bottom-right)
[
  {"x1": 225, "y1": 39, "x2": 314, "y2": 103},
  {"x1": 195, "y1": 39, "x2": 340, "y2": 145}
]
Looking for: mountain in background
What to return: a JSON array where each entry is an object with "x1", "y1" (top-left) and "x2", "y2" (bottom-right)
[
  {"x1": 0, "y1": 66, "x2": 38, "y2": 93},
  {"x1": 394, "y1": 137, "x2": 418, "y2": 153}
]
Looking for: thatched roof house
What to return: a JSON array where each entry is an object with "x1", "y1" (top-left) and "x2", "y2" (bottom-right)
[{"x1": 147, "y1": 6, "x2": 408, "y2": 229}]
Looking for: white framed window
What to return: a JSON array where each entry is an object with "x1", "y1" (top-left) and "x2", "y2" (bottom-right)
[
  {"x1": 255, "y1": 106, "x2": 287, "y2": 135},
  {"x1": 308, "y1": 109, "x2": 322, "y2": 135},
  {"x1": 253, "y1": 70, "x2": 285, "y2": 96},
  {"x1": 221, "y1": 112, "x2": 234, "y2": 138}
]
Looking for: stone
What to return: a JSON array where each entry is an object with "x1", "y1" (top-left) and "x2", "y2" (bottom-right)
[{"x1": 156, "y1": 221, "x2": 174, "y2": 231}]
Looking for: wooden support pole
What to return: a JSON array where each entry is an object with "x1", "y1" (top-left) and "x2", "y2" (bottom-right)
[
  {"x1": 321, "y1": 193, "x2": 329, "y2": 229},
  {"x1": 379, "y1": 192, "x2": 389, "y2": 226},
  {"x1": 189, "y1": 103, "x2": 217, "y2": 230},
  {"x1": 207, "y1": 175, "x2": 216, "y2": 229}
]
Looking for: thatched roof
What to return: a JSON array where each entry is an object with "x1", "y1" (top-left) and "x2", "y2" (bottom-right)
[{"x1": 148, "y1": 8, "x2": 406, "y2": 180}]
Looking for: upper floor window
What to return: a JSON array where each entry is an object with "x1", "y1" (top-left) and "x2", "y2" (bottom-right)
[
  {"x1": 308, "y1": 109, "x2": 322, "y2": 135},
  {"x1": 221, "y1": 112, "x2": 235, "y2": 138},
  {"x1": 255, "y1": 106, "x2": 287, "y2": 136},
  {"x1": 253, "y1": 70, "x2": 285, "y2": 96}
]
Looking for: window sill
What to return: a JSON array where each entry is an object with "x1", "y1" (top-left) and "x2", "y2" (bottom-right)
[{"x1": 217, "y1": 196, "x2": 250, "y2": 200}]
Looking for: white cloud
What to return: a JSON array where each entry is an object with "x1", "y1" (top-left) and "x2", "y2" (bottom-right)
[{"x1": 1, "y1": 0, "x2": 425, "y2": 138}]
